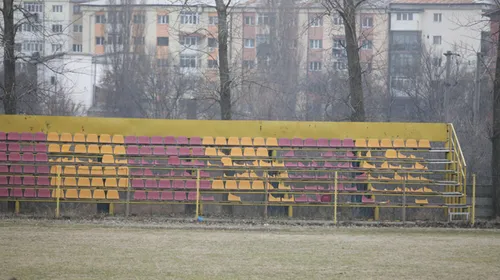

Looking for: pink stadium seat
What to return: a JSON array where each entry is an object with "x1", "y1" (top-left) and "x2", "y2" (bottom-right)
[
  {"x1": 36, "y1": 165, "x2": 50, "y2": 174},
  {"x1": 151, "y1": 136, "x2": 163, "y2": 145},
  {"x1": 172, "y1": 180, "x2": 184, "y2": 189},
  {"x1": 35, "y1": 153, "x2": 48, "y2": 162},
  {"x1": 145, "y1": 179, "x2": 157, "y2": 189},
  {"x1": 24, "y1": 165, "x2": 35, "y2": 174},
  {"x1": 295, "y1": 195, "x2": 308, "y2": 202},
  {"x1": 23, "y1": 176, "x2": 35, "y2": 186},
  {"x1": 174, "y1": 191, "x2": 186, "y2": 201},
  {"x1": 0, "y1": 132, "x2": 6, "y2": 141},
  {"x1": 130, "y1": 169, "x2": 143, "y2": 176},
  {"x1": 34, "y1": 132, "x2": 46, "y2": 142},
  {"x1": 140, "y1": 146, "x2": 152, "y2": 155},
  {"x1": 164, "y1": 136, "x2": 176, "y2": 145},
  {"x1": 0, "y1": 176, "x2": 7, "y2": 185},
  {"x1": 304, "y1": 138, "x2": 316, "y2": 147},
  {"x1": 11, "y1": 188, "x2": 23, "y2": 197},
  {"x1": 24, "y1": 188, "x2": 36, "y2": 198},
  {"x1": 138, "y1": 136, "x2": 150, "y2": 145},
  {"x1": 147, "y1": 191, "x2": 160, "y2": 200},
  {"x1": 202, "y1": 196, "x2": 215, "y2": 201},
  {"x1": 166, "y1": 147, "x2": 178, "y2": 156},
  {"x1": 22, "y1": 144, "x2": 34, "y2": 152},
  {"x1": 35, "y1": 144, "x2": 47, "y2": 153},
  {"x1": 8, "y1": 152, "x2": 21, "y2": 162},
  {"x1": 153, "y1": 146, "x2": 165, "y2": 155},
  {"x1": 0, "y1": 152, "x2": 6, "y2": 161},
  {"x1": 189, "y1": 137, "x2": 201, "y2": 145},
  {"x1": 179, "y1": 147, "x2": 190, "y2": 156},
  {"x1": 7, "y1": 132, "x2": 20, "y2": 141},
  {"x1": 0, "y1": 165, "x2": 8, "y2": 173},
  {"x1": 127, "y1": 145, "x2": 140, "y2": 156},
  {"x1": 321, "y1": 195, "x2": 331, "y2": 202},
  {"x1": 131, "y1": 179, "x2": 144, "y2": 189},
  {"x1": 308, "y1": 195, "x2": 320, "y2": 202},
  {"x1": 342, "y1": 138, "x2": 355, "y2": 148},
  {"x1": 161, "y1": 191, "x2": 174, "y2": 200},
  {"x1": 328, "y1": 184, "x2": 344, "y2": 191},
  {"x1": 37, "y1": 177, "x2": 50, "y2": 186},
  {"x1": 168, "y1": 156, "x2": 180, "y2": 166},
  {"x1": 0, "y1": 188, "x2": 7, "y2": 197},
  {"x1": 185, "y1": 180, "x2": 196, "y2": 189},
  {"x1": 191, "y1": 147, "x2": 204, "y2": 156},
  {"x1": 330, "y1": 138, "x2": 342, "y2": 148},
  {"x1": 291, "y1": 138, "x2": 303, "y2": 147},
  {"x1": 344, "y1": 185, "x2": 357, "y2": 191},
  {"x1": 0, "y1": 143, "x2": 6, "y2": 151},
  {"x1": 362, "y1": 196, "x2": 375, "y2": 203},
  {"x1": 9, "y1": 176, "x2": 21, "y2": 185},
  {"x1": 305, "y1": 185, "x2": 318, "y2": 191},
  {"x1": 283, "y1": 151, "x2": 294, "y2": 157},
  {"x1": 124, "y1": 136, "x2": 137, "y2": 144},
  {"x1": 22, "y1": 152, "x2": 34, "y2": 162},
  {"x1": 10, "y1": 165, "x2": 22, "y2": 173},
  {"x1": 159, "y1": 180, "x2": 171, "y2": 189},
  {"x1": 177, "y1": 136, "x2": 189, "y2": 145},
  {"x1": 193, "y1": 160, "x2": 205, "y2": 167},
  {"x1": 8, "y1": 143, "x2": 20, "y2": 152},
  {"x1": 200, "y1": 180, "x2": 211, "y2": 189},
  {"x1": 37, "y1": 189, "x2": 50, "y2": 198},
  {"x1": 143, "y1": 169, "x2": 153, "y2": 177},
  {"x1": 278, "y1": 138, "x2": 291, "y2": 146},
  {"x1": 187, "y1": 192, "x2": 197, "y2": 201},
  {"x1": 317, "y1": 138, "x2": 329, "y2": 147},
  {"x1": 285, "y1": 161, "x2": 297, "y2": 167},
  {"x1": 21, "y1": 133, "x2": 33, "y2": 141},
  {"x1": 134, "y1": 191, "x2": 147, "y2": 200}
]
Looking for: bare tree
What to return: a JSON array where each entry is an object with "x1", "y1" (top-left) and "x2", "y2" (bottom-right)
[
  {"x1": 492, "y1": 8, "x2": 500, "y2": 217},
  {"x1": 215, "y1": 0, "x2": 232, "y2": 120},
  {"x1": 1, "y1": 0, "x2": 21, "y2": 114}
]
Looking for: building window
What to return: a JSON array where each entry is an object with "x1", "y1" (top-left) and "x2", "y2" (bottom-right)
[
  {"x1": 95, "y1": 15, "x2": 106, "y2": 24},
  {"x1": 52, "y1": 5, "x2": 62, "y2": 12},
  {"x1": 244, "y1": 16, "x2": 255, "y2": 25},
  {"x1": 156, "y1": 59, "x2": 169, "y2": 68},
  {"x1": 309, "y1": 61, "x2": 322, "y2": 71},
  {"x1": 24, "y1": 2, "x2": 43, "y2": 13},
  {"x1": 180, "y1": 12, "x2": 199, "y2": 24},
  {"x1": 52, "y1": 24, "x2": 63, "y2": 33},
  {"x1": 333, "y1": 38, "x2": 346, "y2": 49},
  {"x1": 158, "y1": 15, "x2": 169, "y2": 24},
  {"x1": 362, "y1": 17, "x2": 373, "y2": 28},
  {"x1": 433, "y1": 35, "x2": 442, "y2": 45},
  {"x1": 309, "y1": 39, "x2": 322, "y2": 49},
  {"x1": 181, "y1": 36, "x2": 199, "y2": 46},
  {"x1": 72, "y1": 44, "x2": 82, "y2": 52},
  {"x1": 133, "y1": 37, "x2": 145, "y2": 45},
  {"x1": 51, "y1": 44, "x2": 62, "y2": 52},
  {"x1": 333, "y1": 61, "x2": 346, "y2": 70},
  {"x1": 73, "y1": 24, "x2": 82, "y2": 32},
  {"x1": 208, "y1": 59, "x2": 218, "y2": 69},
  {"x1": 73, "y1": 5, "x2": 81, "y2": 14},
  {"x1": 256, "y1": 34, "x2": 270, "y2": 45},
  {"x1": 96, "y1": 37, "x2": 105, "y2": 45},
  {"x1": 396, "y1": 13, "x2": 413, "y2": 21},
  {"x1": 361, "y1": 40, "x2": 373, "y2": 50},
  {"x1": 157, "y1": 37, "x2": 169, "y2": 46},
  {"x1": 23, "y1": 23, "x2": 39, "y2": 32},
  {"x1": 243, "y1": 60, "x2": 255, "y2": 69},
  {"x1": 434, "y1": 13, "x2": 442, "y2": 22},
  {"x1": 15, "y1": 43, "x2": 22, "y2": 52},
  {"x1": 310, "y1": 16, "x2": 323, "y2": 27},
  {"x1": 107, "y1": 35, "x2": 123, "y2": 45},
  {"x1": 50, "y1": 76, "x2": 56, "y2": 85},
  {"x1": 333, "y1": 49, "x2": 346, "y2": 58},
  {"x1": 209, "y1": 16, "x2": 218, "y2": 25},
  {"x1": 180, "y1": 55, "x2": 198, "y2": 68},
  {"x1": 22, "y1": 40, "x2": 43, "y2": 52},
  {"x1": 133, "y1": 14, "x2": 146, "y2": 24},
  {"x1": 258, "y1": 14, "x2": 274, "y2": 25},
  {"x1": 244, "y1": 38, "x2": 255, "y2": 48},
  {"x1": 208, "y1": 38, "x2": 218, "y2": 48},
  {"x1": 333, "y1": 17, "x2": 344, "y2": 25}
]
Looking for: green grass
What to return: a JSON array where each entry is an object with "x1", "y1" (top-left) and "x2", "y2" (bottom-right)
[{"x1": 0, "y1": 220, "x2": 499, "y2": 279}]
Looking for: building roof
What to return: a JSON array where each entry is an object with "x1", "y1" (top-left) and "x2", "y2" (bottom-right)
[
  {"x1": 82, "y1": 0, "x2": 221, "y2": 7},
  {"x1": 391, "y1": 0, "x2": 490, "y2": 4}
]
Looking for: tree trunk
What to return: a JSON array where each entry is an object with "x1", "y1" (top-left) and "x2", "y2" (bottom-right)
[
  {"x1": 2, "y1": 0, "x2": 17, "y2": 114},
  {"x1": 215, "y1": 0, "x2": 231, "y2": 120},
  {"x1": 492, "y1": 26, "x2": 500, "y2": 218},
  {"x1": 343, "y1": 0, "x2": 365, "y2": 122}
]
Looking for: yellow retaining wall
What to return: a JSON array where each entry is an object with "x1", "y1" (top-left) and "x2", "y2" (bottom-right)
[{"x1": 0, "y1": 115, "x2": 448, "y2": 141}]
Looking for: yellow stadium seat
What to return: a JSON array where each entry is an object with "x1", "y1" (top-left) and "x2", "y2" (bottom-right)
[
  {"x1": 117, "y1": 167, "x2": 129, "y2": 176},
  {"x1": 115, "y1": 158, "x2": 128, "y2": 164},
  {"x1": 50, "y1": 177, "x2": 62, "y2": 187},
  {"x1": 420, "y1": 175, "x2": 429, "y2": 181},
  {"x1": 406, "y1": 139, "x2": 418, "y2": 148},
  {"x1": 265, "y1": 138, "x2": 278, "y2": 146},
  {"x1": 52, "y1": 189, "x2": 64, "y2": 198},
  {"x1": 112, "y1": 135, "x2": 124, "y2": 144},
  {"x1": 202, "y1": 136, "x2": 214, "y2": 145},
  {"x1": 217, "y1": 149, "x2": 227, "y2": 156},
  {"x1": 93, "y1": 189, "x2": 106, "y2": 199},
  {"x1": 414, "y1": 162, "x2": 427, "y2": 170},
  {"x1": 230, "y1": 148, "x2": 243, "y2": 157},
  {"x1": 266, "y1": 183, "x2": 274, "y2": 190},
  {"x1": 259, "y1": 160, "x2": 271, "y2": 167},
  {"x1": 86, "y1": 134, "x2": 98, "y2": 143},
  {"x1": 364, "y1": 150, "x2": 372, "y2": 158},
  {"x1": 228, "y1": 193, "x2": 241, "y2": 202},
  {"x1": 249, "y1": 160, "x2": 259, "y2": 167},
  {"x1": 243, "y1": 148, "x2": 255, "y2": 157},
  {"x1": 79, "y1": 189, "x2": 92, "y2": 199},
  {"x1": 398, "y1": 152, "x2": 407, "y2": 159},
  {"x1": 269, "y1": 194, "x2": 281, "y2": 202},
  {"x1": 101, "y1": 145, "x2": 113, "y2": 154},
  {"x1": 118, "y1": 178, "x2": 128, "y2": 188},
  {"x1": 394, "y1": 173, "x2": 403, "y2": 180},
  {"x1": 73, "y1": 133, "x2": 85, "y2": 143},
  {"x1": 215, "y1": 137, "x2": 227, "y2": 145},
  {"x1": 239, "y1": 181, "x2": 251, "y2": 190},
  {"x1": 75, "y1": 144, "x2": 86, "y2": 153},
  {"x1": 48, "y1": 144, "x2": 60, "y2": 153},
  {"x1": 64, "y1": 177, "x2": 77, "y2": 187},
  {"x1": 424, "y1": 187, "x2": 433, "y2": 193},
  {"x1": 381, "y1": 161, "x2": 389, "y2": 169},
  {"x1": 368, "y1": 174, "x2": 377, "y2": 181},
  {"x1": 393, "y1": 187, "x2": 402, "y2": 192},
  {"x1": 273, "y1": 161, "x2": 284, "y2": 167},
  {"x1": 368, "y1": 139, "x2": 380, "y2": 148},
  {"x1": 227, "y1": 137, "x2": 239, "y2": 146},
  {"x1": 99, "y1": 134, "x2": 111, "y2": 143},
  {"x1": 47, "y1": 132, "x2": 59, "y2": 142},
  {"x1": 361, "y1": 162, "x2": 376, "y2": 169},
  {"x1": 226, "y1": 180, "x2": 237, "y2": 190},
  {"x1": 249, "y1": 171, "x2": 258, "y2": 178},
  {"x1": 278, "y1": 183, "x2": 290, "y2": 190},
  {"x1": 60, "y1": 132, "x2": 72, "y2": 142},
  {"x1": 78, "y1": 166, "x2": 89, "y2": 175},
  {"x1": 236, "y1": 171, "x2": 249, "y2": 178},
  {"x1": 355, "y1": 139, "x2": 367, "y2": 148},
  {"x1": 282, "y1": 194, "x2": 294, "y2": 202},
  {"x1": 88, "y1": 144, "x2": 100, "y2": 154},
  {"x1": 419, "y1": 139, "x2": 431, "y2": 149},
  {"x1": 233, "y1": 161, "x2": 245, "y2": 167},
  {"x1": 253, "y1": 137, "x2": 265, "y2": 146},
  {"x1": 252, "y1": 181, "x2": 264, "y2": 190},
  {"x1": 65, "y1": 189, "x2": 78, "y2": 199},
  {"x1": 64, "y1": 166, "x2": 76, "y2": 175},
  {"x1": 241, "y1": 137, "x2": 253, "y2": 146},
  {"x1": 102, "y1": 155, "x2": 114, "y2": 164},
  {"x1": 78, "y1": 178, "x2": 90, "y2": 187},
  {"x1": 91, "y1": 178, "x2": 104, "y2": 187},
  {"x1": 107, "y1": 190, "x2": 120, "y2": 199},
  {"x1": 205, "y1": 147, "x2": 217, "y2": 156},
  {"x1": 279, "y1": 171, "x2": 289, "y2": 178},
  {"x1": 393, "y1": 139, "x2": 405, "y2": 148},
  {"x1": 103, "y1": 167, "x2": 116, "y2": 175},
  {"x1": 61, "y1": 144, "x2": 71, "y2": 153},
  {"x1": 415, "y1": 199, "x2": 428, "y2": 204},
  {"x1": 212, "y1": 180, "x2": 224, "y2": 189},
  {"x1": 380, "y1": 139, "x2": 392, "y2": 148},
  {"x1": 91, "y1": 166, "x2": 103, "y2": 175},
  {"x1": 414, "y1": 187, "x2": 424, "y2": 192},
  {"x1": 256, "y1": 147, "x2": 268, "y2": 157},
  {"x1": 114, "y1": 145, "x2": 126, "y2": 155},
  {"x1": 221, "y1": 157, "x2": 232, "y2": 166}
]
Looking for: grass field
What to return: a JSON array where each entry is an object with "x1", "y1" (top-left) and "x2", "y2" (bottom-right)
[{"x1": 1, "y1": 219, "x2": 500, "y2": 280}]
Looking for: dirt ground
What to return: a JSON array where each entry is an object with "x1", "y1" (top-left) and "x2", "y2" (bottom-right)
[{"x1": 0, "y1": 218, "x2": 499, "y2": 280}]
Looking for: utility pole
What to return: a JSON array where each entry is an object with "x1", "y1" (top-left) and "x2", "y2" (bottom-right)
[
  {"x1": 474, "y1": 52, "x2": 483, "y2": 128},
  {"x1": 443, "y1": 51, "x2": 460, "y2": 123}
]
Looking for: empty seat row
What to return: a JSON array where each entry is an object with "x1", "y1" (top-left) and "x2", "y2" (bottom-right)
[
  {"x1": 48, "y1": 144, "x2": 126, "y2": 154},
  {"x1": 50, "y1": 177, "x2": 128, "y2": 188},
  {"x1": 0, "y1": 188, "x2": 50, "y2": 198},
  {"x1": 0, "y1": 152, "x2": 48, "y2": 162},
  {"x1": 53, "y1": 166, "x2": 129, "y2": 176},
  {"x1": 0, "y1": 176, "x2": 50, "y2": 186},
  {"x1": 0, "y1": 165, "x2": 50, "y2": 174},
  {"x1": 0, "y1": 143, "x2": 47, "y2": 152},
  {"x1": 47, "y1": 133, "x2": 123, "y2": 144},
  {"x1": 356, "y1": 139, "x2": 431, "y2": 149},
  {"x1": 52, "y1": 189, "x2": 119, "y2": 199},
  {"x1": 131, "y1": 179, "x2": 211, "y2": 189},
  {"x1": 0, "y1": 132, "x2": 46, "y2": 142},
  {"x1": 133, "y1": 190, "x2": 215, "y2": 201}
]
